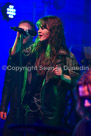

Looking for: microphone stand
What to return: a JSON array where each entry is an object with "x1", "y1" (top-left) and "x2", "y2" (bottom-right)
[{"x1": 16, "y1": 34, "x2": 23, "y2": 136}]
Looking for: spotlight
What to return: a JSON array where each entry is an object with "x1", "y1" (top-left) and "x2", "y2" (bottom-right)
[{"x1": 1, "y1": 2, "x2": 16, "y2": 21}]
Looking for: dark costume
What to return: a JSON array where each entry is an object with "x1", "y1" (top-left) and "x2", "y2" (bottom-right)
[
  {"x1": 73, "y1": 118, "x2": 91, "y2": 136},
  {"x1": 0, "y1": 46, "x2": 80, "y2": 136}
]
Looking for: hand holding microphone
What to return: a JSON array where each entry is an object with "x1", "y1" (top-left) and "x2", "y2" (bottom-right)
[{"x1": 10, "y1": 24, "x2": 37, "y2": 55}]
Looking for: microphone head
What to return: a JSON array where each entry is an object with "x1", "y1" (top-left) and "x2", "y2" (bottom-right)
[
  {"x1": 10, "y1": 27, "x2": 24, "y2": 32},
  {"x1": 10, "y1": 27, "x2": 37, "y2": 36},
  {"x1": 10, "y1": 27, "x2": 28, "y2": 36}
]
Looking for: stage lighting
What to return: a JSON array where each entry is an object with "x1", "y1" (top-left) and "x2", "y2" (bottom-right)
[{"x1": 1, "y1": 2, "x2": 16, "y2": 21}]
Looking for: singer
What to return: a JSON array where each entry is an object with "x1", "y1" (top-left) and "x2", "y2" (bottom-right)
[
  {"x1": 0, "y1": 16, "x2": 80, "y2": 136},
  {"x1": 0, "y1": 20, "x2": 36, "y2": 136}
]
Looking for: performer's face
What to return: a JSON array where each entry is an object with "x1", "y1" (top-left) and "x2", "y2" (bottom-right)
[
  {"x1": 38, "y1": 25, "x2": 50, "y2": 42},
  {"x1": 19, "y1": 22, "x2": 33, "y2": 45},
  {"x1": 79, "y1": 85, "x2": 91, "y2": 107}
]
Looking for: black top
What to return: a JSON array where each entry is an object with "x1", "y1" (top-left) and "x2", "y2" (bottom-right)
[{"x1": 73, "y1": 118, "x2": 91, "y2": 136}]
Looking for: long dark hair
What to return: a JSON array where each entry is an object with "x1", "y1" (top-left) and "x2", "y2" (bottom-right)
[{"x1": 31, "y1": 16, "x2": 68, "y2": 75}]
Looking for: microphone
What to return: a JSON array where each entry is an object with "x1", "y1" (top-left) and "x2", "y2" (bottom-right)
[{"x1": 10, "y1": 27, "x2": 37, "y2": 36}]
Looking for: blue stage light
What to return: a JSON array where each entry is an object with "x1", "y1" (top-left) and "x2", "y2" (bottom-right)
[{"x1": 1, "y1": 2, "x2": 16, "y2": 21}]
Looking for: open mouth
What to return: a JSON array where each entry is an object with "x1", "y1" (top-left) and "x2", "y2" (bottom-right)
[{"x1": 38, "y1": 35, "x2": 42, "y2": 38}]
